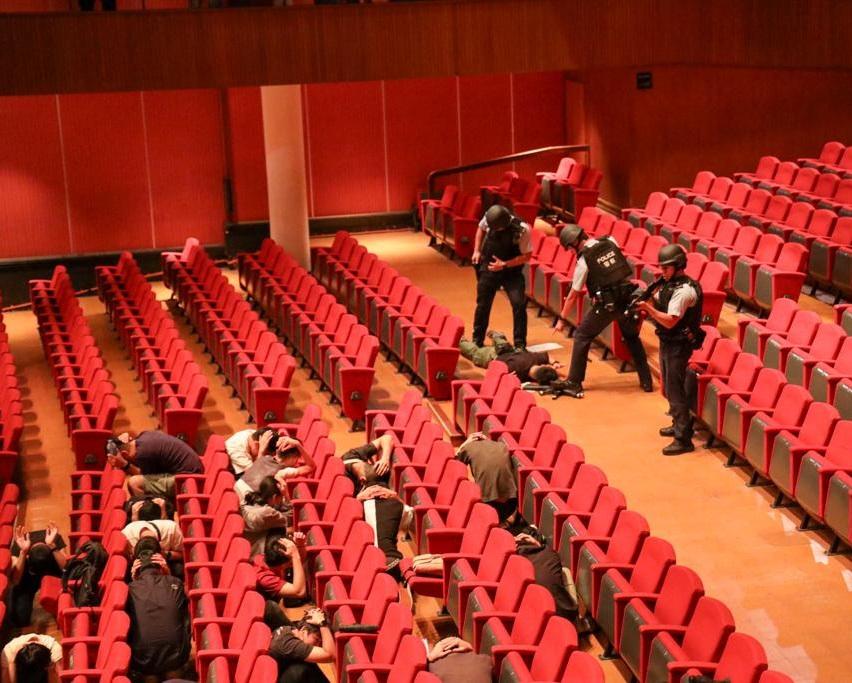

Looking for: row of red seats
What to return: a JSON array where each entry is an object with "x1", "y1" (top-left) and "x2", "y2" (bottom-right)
[
  {"x1": 420, "y1": 185, "x2": 482, "y2": 262},
  {"x1": 799, "y1": 140, "x2": 852, "y2": 178},
  {"x1": 736, "y1": 299, "x2": 852, "y2": 408},
  {"x1": 238, "y1": 238, "x2": 379, "y2": 429},
  {"x1": 367, "y1": 390, "x2": 606, "y2": 683},
  {"x1": 0, "y1": 298, "x2": 22, "y2": 483},
  {"x1": 29, "y1": 266, "x2": 118, "y2": 469},
  {"x1": 628, "y1": 192, "x2": 813, "y2": 311},
  {"x1": 0, "y1": 484, "x2": 20, "y2": 626},
  {"x1": 480, "y1": 170, "x2": 541, "y2": 224},
  {"x1": 96, "y1": 252, "x2": 208, "y2": 446},
  {"x1": 179, "y1": 408, "x2": 330, "y2": 682},
  {"x1": 692, "y1": 308, "x2": 852, "y2": 554},
  {"x1": 451, "y1": 360, "x2": 794, "y2": 683},
  {"x1": 737, "y1": 153, "x2": 852, "y2": 201},
  {"x1": 161, "y1": 239, "x2": 295, "y2": 427},
  {"x1": 312, "y1": 232, "x2": 463, "y2": 400},
  {"x1": 538, "y1": 156, "x2": 604, "y2": 219}
]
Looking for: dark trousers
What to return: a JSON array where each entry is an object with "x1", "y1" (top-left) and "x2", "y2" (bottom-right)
[
  {"x1": 472, "y1": 269, "x2": 528, "y2": 347},
  {"x1": 567, "y1": 305, "x2": 651, "y2": 385},
  {"x1": 661, "y1": 341, "x2": 694, "y2": 443},
  {"x1": 8, "y1": 583, "x2": 37, "y2": 628}
]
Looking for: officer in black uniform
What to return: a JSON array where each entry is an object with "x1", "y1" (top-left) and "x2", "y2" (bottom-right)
[
  {"x1": 471, "y1": 205, "x2": 533, "y2": 349},
  {"x1": 554, "y1": 224, "x2": 653, "y2": 397},
  {"x1": 635, "y1": 244, "x2": 704, "y2": 455}
]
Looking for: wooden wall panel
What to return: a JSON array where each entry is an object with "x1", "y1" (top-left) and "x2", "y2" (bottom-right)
[
  {"x1": 384, "y1": 77, "x2": 459, "y2": 211},
  {"x1": 0, "y1": 95, "x2": 70, "y2": 258},
  {"x1": 511, "y1": 71, "x2": 566, "y2": 180},
  {"x1": 1, "y1": 0, "x2": 848, "y2": 96},
  {"x1": 458, "y1": 74, "x2": 513, "y2": 192},
  {"x1": 582, "y1": 65, "x2": 852, "y2": 208},
  {"x1": 304, "y1": 81, "x2": 386, "y2": 216},
  {"x1": 59, "y1": 92, "x2": 152, "y2": 253},
  {"x1": 224, "y1": 87, "x2": 268, "y2": 223},
  {"x1": 143, "y1": 89, "x2": 226, "y2": 248}
]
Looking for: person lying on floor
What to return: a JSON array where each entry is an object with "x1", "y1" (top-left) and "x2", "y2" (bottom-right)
[
  {"x1": 354, "y1": 485, "x2": 411, "y2": 579},
  {"x1": 459, "y1": 330, "x2": 564, "y2": 384},
  {"x1": 339, "y1": 433, "x2": 394, "y2": 489}
]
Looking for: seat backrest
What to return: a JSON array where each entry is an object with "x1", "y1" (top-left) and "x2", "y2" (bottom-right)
[
  {"x1": 564, "y1": 162, "x2": 586, "y2": 185},
  {"x1": 689, "y1": 171, "x2": 715, "y2": 194},
  {"x1": 700, "y1": 261, "x2": 728, "y2": 291},
  {"x1": 475, "y1": 528, "x2": 518, "y2": 582},
  {"x1": 372, "y1": 602, "x2": 414, "y2": 665},
  {"x1": 654, "y1": 565, "x2": 705, "y2": 625},
  {"x1": 784, "y1": 201, "x2": 814, "y2": 229},
  {"x1": 530, "y1": 423, "x2": 569, "y2": 467},
  {"x1": 748, "y1": 368, "x2": 788, "y2": 410},
  {"x1": 563, "y1": 463, "x2": 607, "y2": 513},
  {"x1": 547, "y1": 444, "x2": 585, "y2": 488},
  {"x1": 492, "y1": 554, "x2": 537, "y2": 611},
  {"x1": 684, "y1": 252, "x2": 707, "y2": 279},
  {"x1": 643, "y1": 236, "x2": 668, "y2": 261},
  {"x1": 624, "y1": 229, "x2": 648, "y2": 254},
  {"x1": 680, "y1": 597, "x2": 736, "y2": 662},
  {"x1": 580, "y1": 168, "x2": 603, "y2": 190},
  {"x1": 792, "y1": 167, "x2": 819, "y2": 191},
  {"x1": 713, "y1": 219, "x2": 740, "y2": 247},
  {"x1": 763, "y1": 194, "x2": 792, "y2": 222},
  {"x1": 753, "y1": 234, "x2": 784, "y2": 262},
  {"x1": 780, "y1": 310, "x2": 821, "y2": 348},
  {"x1": 774, "y1": 242, "x2": 808, "y2": 271},
  {"x1": 605, "y1": 510, "x2": 650, "y2": 564},
  {"x1": 694, "y1": 210, "x2": 722, "y2": 238},
  {"x1": 659, "y1": 197, "x2": 685, "y2": 223},
  {"x1": 537, "y1": 236, "x2": 560, "y2": 265},
  {"x1": 439, "y1": 184, "x2": 458, "y2": 209},
  {"x1": 445, "y1": 480, "x2": 483, "y2": 526},
  {"x1": 826, "y1": 421, "x2": 852, "y2": 466},
  {"x1": 458, "y1": 503, "x2": 499, "y2": 554},
  {"x1": 806, "y1": 209, "x2": 837, "y2": 237},
  {"x1": 528, "y1": 616, "x2": 578, "y2": 680},
  {"x1": 725, "y1": 182, "x2": 751, "y2": 208},
  {"x1": 726, "y1": 352, "x2": 763, "y2": 392},
  {"x1": 560, "y1": 650, "x2": 605, "y2": 683},
  {"x1": 584, "y1": 486, "x2": 627, "y2": 537},
  {"x1": 509, "y1": 583, "x2": 556, "y2": 645},
  {"x1": 743, "y1": 187, "x2": 771, "y2": 213},
  {"x1": 834, "y1": 178, "x2": 852, "y2": 203},
  {"x1": 773, "y1": 161, "x2": 798, "y2": 185},
  {"x1": 761, "y1": 297, "x2": 800, "y2": 333},
  {"x1": 554, "y1": 157, "x2": 576, "y2": 180},
  {"x1": 643, "y1": 191, "x2": 668, "y2": 215},
  {"x1": 706, "y1": 339, "x2": 740, "y2": 376},
  {"x1": 610, "y1": 219, "x2": 632, "y2": 244},
  {"x1": 627, "y1": 537, "x2": 676, "y2": 593},
  {"x1": 806, "y1": 323, "x2": 846, "y2": 358},
  {"x1": 708, "y1": 176, "x2": 733, "y2": 201},
  {"x1": 348, "y1": 546, "x2": 387, "y2": 601},
  {"x1": 798, "y1": 403, "x2": 840, "y2": 449},
  {"x1": 831, "y1": 337, "x2": 852, "y2": 374},
  {"x1": 729, "y1": 226, "x2": 761, "y2": 254}
]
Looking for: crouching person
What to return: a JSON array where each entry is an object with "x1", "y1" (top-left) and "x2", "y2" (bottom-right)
[{"x1": 269, "y1": 608, "x2": 334, "y2": 683}]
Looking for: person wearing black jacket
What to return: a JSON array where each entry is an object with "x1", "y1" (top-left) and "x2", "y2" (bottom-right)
[{"x1": 126, "y1": 544, "x2": 191, "y2": 680}]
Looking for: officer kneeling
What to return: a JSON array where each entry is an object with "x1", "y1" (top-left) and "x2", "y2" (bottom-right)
[
  {"x1": 554, "y1": 224, "x2": 653, "y2": 397},
  {"x1": 635, "y1": 245, "x2": 705, "y2": 456}
]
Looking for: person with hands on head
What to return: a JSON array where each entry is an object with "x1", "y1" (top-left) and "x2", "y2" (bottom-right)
[
  {"x1": 241, "y1": 475, "x2": 291, "y2": 555},
  {"x1": 1, "y1": 632, "x2": 62, "y2": 683},
  {"x1": 471, "y1": 205, "x2": 533, "y2": 351},
  {"x1": 427, "y1": 637, "x2": 491, "y2": 682},
  {"x1": 9, "y1": 522, "x2": 68, "y2": 628},
  {"x1": 268, "y1": 607, "x2": 334, "y2": 683},
  {"x1": 235, "y1": 434, "x2": 315, "y2": 503},
  {"x1": 106, "y1": 431, "x2": 202, "y2": 500},
  {"x1": 340, "y1": 433, "x2": 394, "y2": 489},
  {"x1": 224, "y1": 426, "x2": 276, "y2": 476},
  {"x1": 253, "y1": 531, "x2": 309, "y2": 630}
]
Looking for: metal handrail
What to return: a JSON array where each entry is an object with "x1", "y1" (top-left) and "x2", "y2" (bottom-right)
[{"x1": 427, "y1": 144, "x2": 591, "y2": 197}]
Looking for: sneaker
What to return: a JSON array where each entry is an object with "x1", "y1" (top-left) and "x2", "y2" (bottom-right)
[
  {"x1": 659, "y1": 426, "x2": 675, "y2": 437},
  {"x1": 662, "y1": 440, "x2": 695, "y2": 456}
]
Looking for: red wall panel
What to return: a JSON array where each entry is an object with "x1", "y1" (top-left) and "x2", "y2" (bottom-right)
[
  {"x1": 59, "y1": 91, "x2": 152, "y2": 253},
  {"x1": 512, "y1": 71, "x2": 566, "y2": 180},
  {"x1": 224, "y1": 87, "x2": 269, "y2": 223},
  {"x1": 384, "y1": 77, "x2": 460, "y2": 211},
  {"x1": 143, "y1": 89, "x2": 225, "y2": 248},
  {"x1": 304, "y1": 81, "x2": 386, "y2": 216},
  {"x1": 0, "y1": 1, "x2": 71, "y2": 12},
  {"x1": 457, "y1": 74, "x2": 513, "y2": 192},
  {"x1": 0, "y1": 95, "x2": 70, "y2": 258}
]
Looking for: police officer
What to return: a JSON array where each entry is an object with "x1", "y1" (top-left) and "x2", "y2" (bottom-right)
[
  {"x1": 635, "y1": 244, "x2": 704, "y2": 455},
  {"x1": 554, "y1": 224, "x2": 653, "y2": 397},
  {"x1": 471, "y1": 205, "x2": 533, "y2": 349}
]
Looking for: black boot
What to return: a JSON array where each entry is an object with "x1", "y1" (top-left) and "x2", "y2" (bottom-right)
[{"x1": 662, "y1": 439, "x2": 695, "y2": 456}]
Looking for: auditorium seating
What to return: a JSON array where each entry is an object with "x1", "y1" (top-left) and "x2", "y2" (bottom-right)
[
  {"x1": 0, "y1": 299, "x2": 22, "y2": 483},
  {"x1": 29, "y1": 266, "x2": 118, "y2": 468},
  {"x1": 311, "y1": 232, "x2": 462, "y2": 400},
  {"x1": 537, "y1": 157, "x2": 604, "y2": 219},
  {"x1": 162, "y1": 239, "x2": 295, "y2": 427},
  {"x1": 96, "y1": 252, "x2": 208, "y2": 445}
]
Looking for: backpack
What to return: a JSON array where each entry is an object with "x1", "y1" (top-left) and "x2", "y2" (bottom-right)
[{"x1": 61, "y1": 541, "x2": 108, "y2": 607}]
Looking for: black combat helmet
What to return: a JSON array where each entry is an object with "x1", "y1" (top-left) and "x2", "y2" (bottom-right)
[
  {"x1": 658, "y1": 244, "x2": 688, "y2": 270},
  {"x1": 559, "y1": 224, "x2": 587, "y2": 250}
]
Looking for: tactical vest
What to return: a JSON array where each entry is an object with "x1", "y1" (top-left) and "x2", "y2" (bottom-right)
[
  {"x1": 480, "y1": 225, "x2": 523, "y2": 274},
  {"x1": 654, "y1": 275, "x2": 704, "y2": 343},
  {"x1": 581, "y1": 238, "x2": 633, "y2": 292}
]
